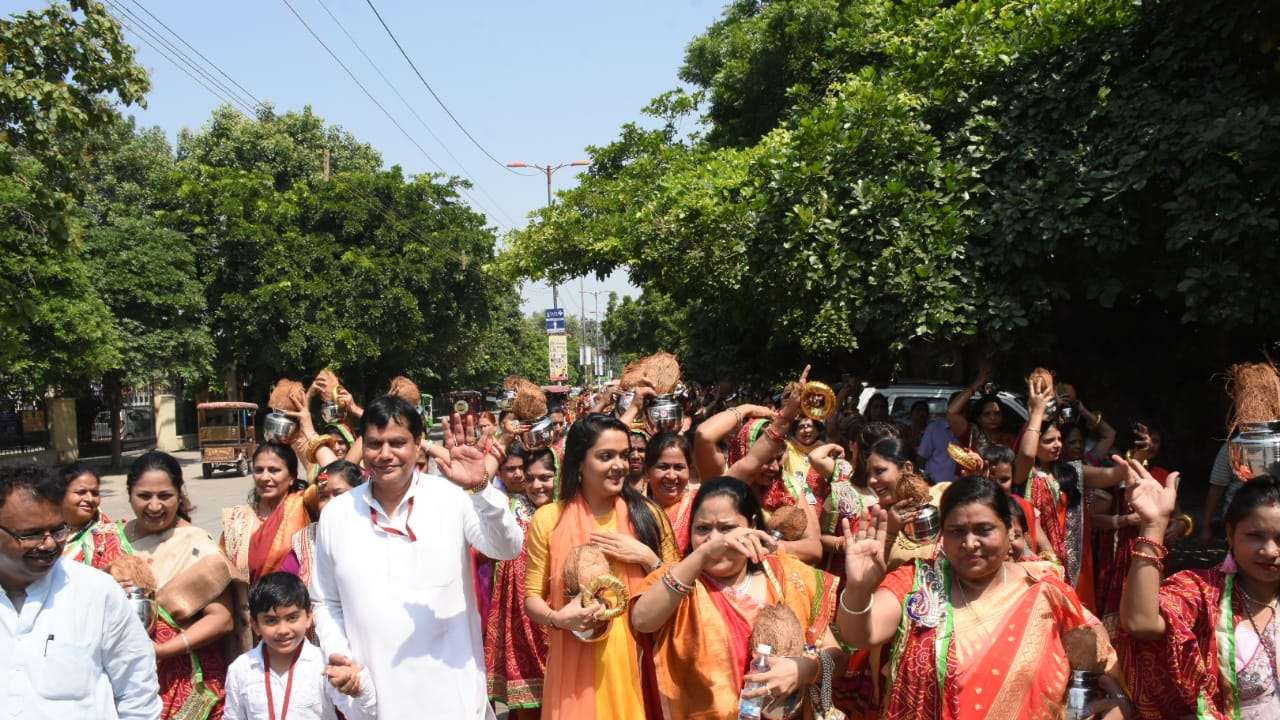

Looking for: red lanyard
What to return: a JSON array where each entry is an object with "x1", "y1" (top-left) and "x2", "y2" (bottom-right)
[
  {"x1": 369, "y1": 496, "x2": 417, "y2": 542},
  {"x1": 262, "y1": 644, "x2": 301, "y2": 720}
]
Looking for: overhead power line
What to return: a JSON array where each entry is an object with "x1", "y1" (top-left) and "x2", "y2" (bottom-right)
[
  {"x1": 309, "y1": 0, "x2": 518, "y2": 228},
  {"x1": 276, "y1": 0, "x2": 509, "y2": 230},
  {"x1": 100, "y1": 3, "x2": 501, "y2": 261},
  {"x1": 362, "y1": 0, "x2": 530, "y2": 176}
]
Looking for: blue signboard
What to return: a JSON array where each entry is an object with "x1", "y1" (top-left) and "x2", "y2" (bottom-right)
[{"x1": 545, "y1": 308, "x2": 566, "y2": 334}]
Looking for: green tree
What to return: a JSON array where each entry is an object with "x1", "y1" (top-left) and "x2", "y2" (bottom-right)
[{"x1": 0, "y1": 0, "x2": 148, "y2": 391}]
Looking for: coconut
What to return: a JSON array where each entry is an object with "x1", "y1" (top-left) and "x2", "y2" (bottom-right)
[
  {"x1": 644, "y1": 352, "x2": 682, "y2": 395},
  {"x1": 749, "y1": 604, "x2": 806, "y2": 657},
  {"x1": 562, "y1": 544, "x2": 612, "y2": 595},
  {"x1": 387, "y1": 376, "x2": 420, "y2": 406},
  {"x1": 107, "y1": 554, "x2": 158, "y2": 594},
  {"x1": 268, "y1": 379, "x2": 307, "y2": 412},
  {"x1": 1027, "y1": 367, "x2": 1055, "y2": 394},
  {"x1": 767, "y1": 505, "x2": 808, "y2": 541},
  {"x1": 1227, "y1": 361, "x2": 1280, "y2": 436},
  {"x1": 315, "y1": 368, "x2": 341, "y2": 398},
  {"x1": 1063, "y1": 625, "x2": 1109, "y2": 673},
  {"x1": 510, "y1": 377, "x2": 549, "y2": 422},
  {"x1": 892, "y1": 468, "x2": 932, "y2": 508},
  {"x1": 619, "y1": 359, "x2": 653, "y2": 391}
]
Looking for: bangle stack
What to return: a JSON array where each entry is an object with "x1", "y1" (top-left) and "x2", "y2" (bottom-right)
[
  {"x1": 730, "y1": 406, "x2": 744, "y2": 429},
  {"x1": 304, "y1": 434, "x2": 339, "y2": 464},
  {"x1": 764, "y1": 423, "x2": 786, "y2": 444},
  {"x1": 1131, "y1": 536, "x2": 1169, "y2": 571},
  {"x1": 661, "y1": 570, "x2": 694, "y2": 596}
]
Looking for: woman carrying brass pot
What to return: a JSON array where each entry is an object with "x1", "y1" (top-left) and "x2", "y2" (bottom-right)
[{"x1": 522, "y1": 413, "x2": 679, "y2": 720}]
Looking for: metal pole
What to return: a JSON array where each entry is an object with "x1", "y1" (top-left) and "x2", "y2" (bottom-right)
[{"x1": 546, "y1": 166, "x2": 558, "y2": 309}]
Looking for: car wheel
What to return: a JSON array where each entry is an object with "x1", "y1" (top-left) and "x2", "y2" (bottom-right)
[
  {"x1": 202, "y1": 463, "x2": 214, "y2": 479},
  {"x1": 236, "y1": 457, "x2": 250, "y2": 477}
]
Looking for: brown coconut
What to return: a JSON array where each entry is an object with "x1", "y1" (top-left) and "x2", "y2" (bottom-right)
[
  {"x1": 315, "y1": 368, "x2": 341, "y2": 399},
  {"x1": 892, "y1": 468, "x2": 932, "y2": 508},
  {"x1": 1063, "y1": 625, "x2": 1110, "y2": 673},
  {"x1": 562, "y1": 544, "x2": 612, "y2": 595},
  {"x1": 107, "y1": 554, "x2": 158, "y2": 595},
  {"x1": 387, "y1": 376, "x2": 421, "y2": 406},
  {"x1": 642, "y1": 352, "x2": 682, "y2": 395},
  {"x1": 510, "y1": 377, "x2": 549, "y2": 422},
  {"x1": 619, "y1": 359, "x2": 653, "y2": 391},
  {"x1": 749, "y1": 604, "x2": 806, "y2": 657},
  {"x1": 268, "y1": 379, "x2": 307, "y2": 412},
  {"x1": 1227, "y1": 361, "x2": 1280, "y2": 436},
  {"x1": 767, "y1": 504, "x2": 809, "y2": 541},
  {"x1": 1027, "y1": 367, "x2": 1055, "y2": 395}
]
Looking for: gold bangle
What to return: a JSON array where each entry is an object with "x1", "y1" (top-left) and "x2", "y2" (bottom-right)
[
  {"x1": 304, "y1": 434, "x2": 338, "y2": 465},
  {"x1": 838, "y1": 590, "x2": 874, "y2": 616}
]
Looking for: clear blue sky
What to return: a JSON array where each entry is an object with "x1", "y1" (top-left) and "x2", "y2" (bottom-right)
[{"x1": 5, "y1": 0, "x2": 727, "y2": 319}]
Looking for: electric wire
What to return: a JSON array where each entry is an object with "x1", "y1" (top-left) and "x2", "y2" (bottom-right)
[
  {"x1": 362, "y1": 0, "x2": 531, "y2": 176},
  {"x1": 277, "y1": 0, "x2": 509, "y2": 230},
  {"x1": 309, "y1": 0, "x2": 519, "y2": 228}
]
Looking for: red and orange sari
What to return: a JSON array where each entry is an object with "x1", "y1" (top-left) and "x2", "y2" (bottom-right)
[
  {"x1": 485, "y1": 494, "x2": 548, "y2": 711},
  {"x1": 1118, "y1": 568, "x2": 1263, "y2": 719},
  {"x1": 635, "y1": 552, "x2": 839, "y2": 719},
  {"x1": 878, "y1": 559, "x2": 1115, "y2": 720},
  {"x1": 659, "y1": 488, "x2": 695, "y2": 556},
  {"x1": 1024, "y1": 462, "x2": 1095, "y2": 611},
  {"x1": 62, "y1": 511, "x2": 123, "y2": 567}
]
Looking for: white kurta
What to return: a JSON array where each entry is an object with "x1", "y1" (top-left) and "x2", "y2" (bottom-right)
[
  {"x1": 310, "y1": 472, "x2": 523, "y2": 720},
  {"x1": 0, "y1": 558, "x2": 162, "y2": 720},
  {"x1": 224, "y1": 640, "x2": 377, "y2": 720}
]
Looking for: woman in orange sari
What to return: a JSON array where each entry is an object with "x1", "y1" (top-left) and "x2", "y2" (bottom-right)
[
  {"x1": 836, "y1": 476, "x2": 1131, "y2": 720},
  {"x1": 523, "y1": 413, "x2": 679, "y2": 720},
  {"x1": 1015, "y1": 376, "x2": 1126, "y2": 613},
  {"x1": 219, "y1": 442, "x2": 310, "y2": 653},
  {"x1": 1118, "y1": 459, "x2": 1280, "y2": 718},
  {"x1": 632, "y1": 476, "x2": 843, "y2": 719},
  {"x1": 645, "y1": 432, "x2": 696, "y2": 555}
]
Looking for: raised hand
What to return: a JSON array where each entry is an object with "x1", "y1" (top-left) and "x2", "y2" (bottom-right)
[
  {"x1": 438, "y1": 412, "x2": 492, "y2": 491},
  {"x1": 1117, "y1": 454, "x2": 1179, "y2": 528},
  {"x1": 1027, "y1": 374, "x2": 1055, "y2": 414},
  {"x1": 777, "y1": 365, "x2": 812, "y2": 423},
  {"x1": 842, "y1": 508, "x2": 889, "y2": 592}
]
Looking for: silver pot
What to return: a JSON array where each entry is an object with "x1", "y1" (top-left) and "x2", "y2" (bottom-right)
[
  {"x1": 614, "y1": 390, "x2": 636, "y2": 417},
  {"x1": 498, "y1": 389, "x2": 517, "y2": 411},
  {"x1": 647, "y1": 395, "x2": 683, "y2": 432},
  {"x1": 320, "y1": 400, "x2": 342, "y2": 424},
  {"x1": 1229, "y1": 420, "x2": 1280, "y2": 481},
  {"x1": 262, "y1": 411, "x2": 297, "y2": 443},
  {"x1": 521, "y1": 415, "x2": 557, "y2": 451},
  {"x1": 903, "y1": 505, "x2": 941, "y2": 543},
  {"x1": 1064, "y1": 670, "x2": 1104, "y2": 720},
  {"x1": 125, "y1": 586, "x2": 156, "y2": 633}
]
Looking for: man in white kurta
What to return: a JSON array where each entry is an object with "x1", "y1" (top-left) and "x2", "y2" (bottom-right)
[
  {"x1": 0, "y1": 466, "x2": 161, "y2": 720},
  {"x1": 310, "y1": 396, "x2": 522, "y2": 719}
]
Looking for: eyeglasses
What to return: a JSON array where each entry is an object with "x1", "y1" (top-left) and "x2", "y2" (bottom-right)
[{"x1": 0, "y1": 523, "x2": 72, "y2": 548}]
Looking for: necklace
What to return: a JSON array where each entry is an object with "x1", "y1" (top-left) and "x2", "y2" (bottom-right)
[
  {"x1": 1238, "y1": 584, "x2": 1280, "y2": 690},
  {"x1": 952, "y1": 564, "x2": 1006, "y2": 637}
]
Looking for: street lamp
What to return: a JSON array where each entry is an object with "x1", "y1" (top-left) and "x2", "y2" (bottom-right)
[{"x1": 506, "y1": 160, "x2": 590, "y2": 309}]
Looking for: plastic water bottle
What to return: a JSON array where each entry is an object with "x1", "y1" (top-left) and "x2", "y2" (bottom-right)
[{"x1": 737, "y1": 644, "x2": 773, "y2": 720}]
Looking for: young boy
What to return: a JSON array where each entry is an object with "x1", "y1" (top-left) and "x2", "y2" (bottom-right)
[{"x1": 224, "y1": 572, "x2": 376, "y2": 720}]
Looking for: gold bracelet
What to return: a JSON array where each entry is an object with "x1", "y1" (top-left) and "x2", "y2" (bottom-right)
[
  {"x1": 838, "y1": 590, "x2": 874, "y2": 616},
  {"x1": 304, "y1": 434, "x2": 339, "y2": 465}
]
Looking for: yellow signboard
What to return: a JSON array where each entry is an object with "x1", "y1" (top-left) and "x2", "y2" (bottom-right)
[{"x1": 548, "y1": 333, "x2": 569, "y2": 381}]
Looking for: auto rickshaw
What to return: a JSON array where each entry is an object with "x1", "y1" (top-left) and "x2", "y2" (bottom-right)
[{"x1": 196, "y1": 401, "x2": 258, "y2": 478}]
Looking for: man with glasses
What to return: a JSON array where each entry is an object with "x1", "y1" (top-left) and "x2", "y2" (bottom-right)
[{"x1": 0, "y1": 464, "x2": 161, "y2": 719}]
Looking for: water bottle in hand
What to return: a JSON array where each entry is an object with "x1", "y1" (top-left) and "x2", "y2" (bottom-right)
[{"x1": 737, "y1": 644, "x2": 773, "y2": 720}]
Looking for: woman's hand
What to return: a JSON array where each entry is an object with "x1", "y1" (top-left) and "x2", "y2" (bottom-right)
[
  {"x1": 776, "y1": 365, "x2": 811, "y2": 425},
  {"x1": 554, "y1": 597, "x2": 607, "y2": 633},
  {"x1": 1118, "y1": 455, "x2": 1179, "y2": 528},
  {"x1": 1087, "y1": 674, "x2": 1135, "y2": 719},
  {"x1": 741, "y1": 655, "x2": 809, "y2": 701},
  {"x1": 281, "y1": 408, "x2": 316, "y2": 439},
  {"x1": 809, "y1": 443, "x2": 844, "y2": 462},
  {"x1": 696, "y1": 527, "x2": 777, "y2": 565},
  {"x1": 971, "y1": 361, "x2": 993, "y2": 391},
  {"x1": 590, "y1": 531, "x2": 659, "y2": 570},
  {"x1": 336, "y1": 388, "x2": 362, "y2": 420},
  {"x1": 842, "y1": 508, "x2": 890, "y2": 592}
]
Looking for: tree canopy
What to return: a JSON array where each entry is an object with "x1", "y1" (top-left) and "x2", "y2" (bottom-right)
[{"x1": 501, "y1": 0, "x2": 1280, "y2": 390}]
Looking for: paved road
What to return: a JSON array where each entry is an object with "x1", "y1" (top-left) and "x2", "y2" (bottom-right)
[{"x1": 97, "y1": 449, "x2": 253, "y2": 538}]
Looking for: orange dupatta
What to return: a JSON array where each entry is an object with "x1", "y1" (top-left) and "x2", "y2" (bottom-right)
[
  {"x1": 247, "y1": 491, "x2": 311, "y2": 584},
  {"x1": 544, "y1": 495, "x2": 649, "y2": 719}
]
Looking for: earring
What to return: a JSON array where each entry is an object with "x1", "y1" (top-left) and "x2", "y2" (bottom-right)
[{"x1": 1220, "y1": 548, "x2": 1239, "y2": 574}]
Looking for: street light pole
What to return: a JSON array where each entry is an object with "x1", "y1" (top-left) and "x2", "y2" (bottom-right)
[{"x1": 507, "y1": 159, "x2": 590, "y2": 309}]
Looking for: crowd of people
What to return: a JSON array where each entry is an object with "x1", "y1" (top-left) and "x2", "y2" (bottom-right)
[{"x1": 3, "y1": 360, "x2": 1279, "y2": 720}]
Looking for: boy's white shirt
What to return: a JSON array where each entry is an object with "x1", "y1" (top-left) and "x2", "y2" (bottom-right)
[{"x1": 223, "y1": 639, "x2": 376, "y2": 720}]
